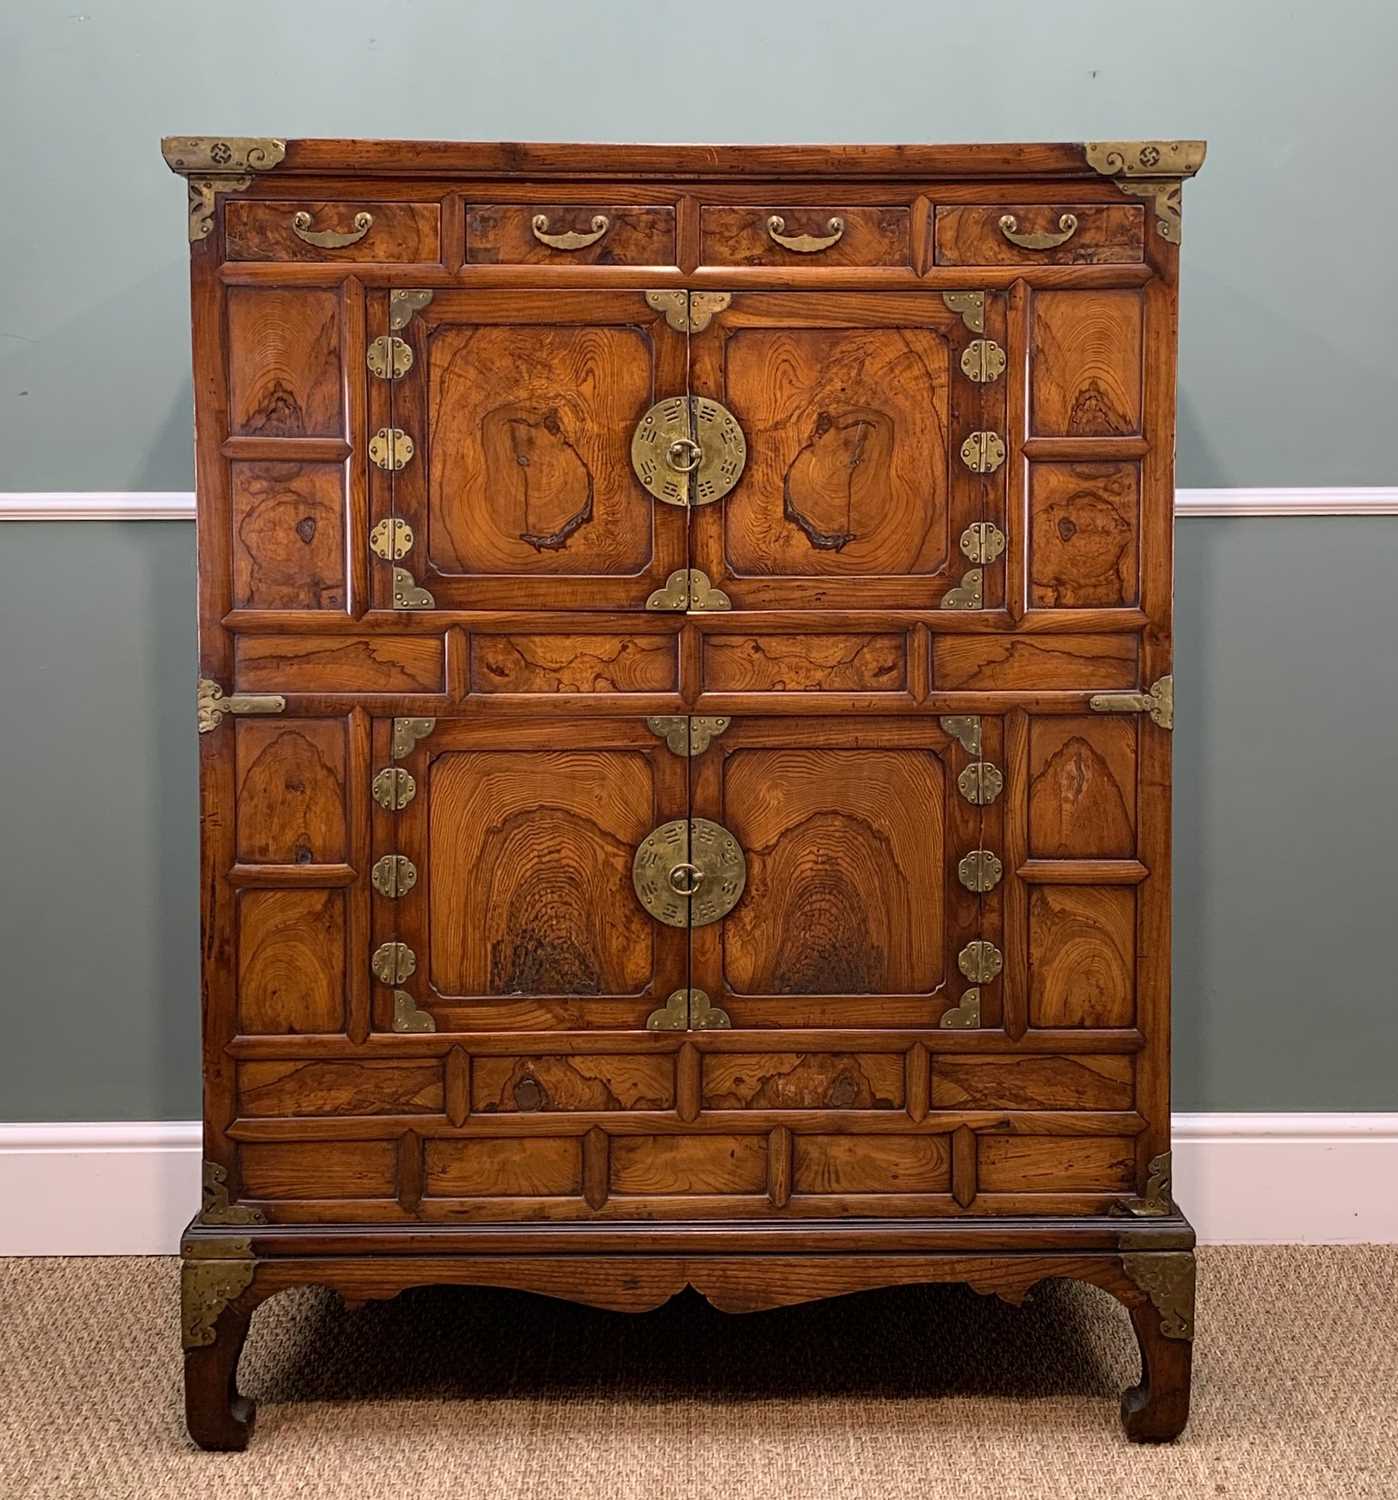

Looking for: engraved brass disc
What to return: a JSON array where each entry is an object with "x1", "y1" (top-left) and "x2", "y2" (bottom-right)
[
  {"x1": 632, "y1": 817, "x2": 746, "y2": 928},
  {"x1": 631, "y1": 397, "x2": 746, "y2": 507}
]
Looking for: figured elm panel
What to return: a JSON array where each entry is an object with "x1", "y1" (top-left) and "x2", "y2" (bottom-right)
[
  {"x1": 610, "y1": 1135, "x2": 768, "y2": 1195},
  {"x1": 701, "y1": 1053, "x2": 905, "y2": 1110},
  {"x1": 1030, "y1": 290, "x2": 1142, "y2": 437},
  {"x1": 1029, "y1": 462, "x2": 1139, "y2": 608},
  {"x1": 977, "y1": 1135, "x2": 1136, "y2": 1192},
  {"x1": 240, "y1": 1140, "x2": 396, "y2": 1199},
  {"x1": 471, "y1": 634, "x2": 678, "y2": 694},
  {"x1": 237, "y1": 889, "x2": 345, "y2": 1034},
  {"x1": 429, "y1": 750, "x2": 654, "y2": 997},
  {"x1": 700, "y1": 205, "x2": 911, "y2": 268},
  {"x1": 1029, "y1": 885, "x2": 1137, "y2": 1028},
  {"x1": 231, "y1": 461, "x2": 346, "y2": 610},
  {"x1": 226, "y1": 287, "x2": 343, "y2": 438},
  {"x1": 1028, "y1": 717, "x2": 1137, "y2": 858},
  {"x1": 702, "y1": 634, "x2": 906, "y2": 693},
  {"x1": 423, "y1": 1137, "x2": 582, "y2": 1197},
  {"x1": 466, "y1": 204, "x2": 676, "y2": 266},
  {"x1": 792, "y1": 1135, "x2": 951, "y2": 1194},
  {"x1": 237, "y1": 1060, "x2": 443, "y2": 1117},
  {"x1": 224, "y1": 200, "x2": 440, "y2": 262},
  {"x1": 234, "y1": 636, "x2": 445, "y2": 693},
  {"x1": 933, "y1": 203, "x2": 1145, "y2": 267},
  {"x1": 234, "y1": 720, "x2": 347, "y2": 865},
  {"x1": 472, "y1": 1055, "x2": 675, "y2": 1113},
  {"x1": 931, "y1": 1054, "x2": 1134, "y2": 1111},
  {"x1": 932, "y1": 635, "x2": 1137, "y2": 691}
]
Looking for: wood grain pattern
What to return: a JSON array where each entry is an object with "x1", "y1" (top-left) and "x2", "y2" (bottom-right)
[
  {"x1": 471, "y1": 1054, "x2": 674, "y2": 1112},
  {"x1": 1028, "y1": 717, "x2": 1137, "y2": 858},
  {"x1": 237, "y1": 889, "x2": 345, "y2": 1035},
  {"x1": 471, "y1": 634, "x2": 677, "y2": 693},
  {"x1": 700, "y1": 205, "x2": 911, "y2": 267},
  {"x1": 1031, "y1": 290, "x2": 1143, "y2": 437},
  {"x1": 932, "y1": 635, "x2": 1137, "y2": 691},
  {"x1": 224, "y1": 200, "x2": 440, "y2": 262},
  {"x1": 466, "y1": 204, "x2": 676, "y2": 265},
  {"x1": 230, "y1": 461, "x2": 345, "y2": 610},
  {"x1": 226, "y1": 288, "x2": 342, "y2": 438},
  {"x1": 424, "y1": 1137, "x2": 582, "y2": 1197},
  {"x1": 792, "y1": 1134, "x2": 950, "y2": 1194},
  {"x1": 234, "y1": 636, "x2": 444, "y2": 693},
  {"x1": 977, "y1": 1134, "x2": 1136, "y2": 1192},
  {"x1": 934, "y1": 204, "x2": 1145, "y2": 266},
  {"x1": 234, "y1": 721, "x2": 346, "y2": 865},
  {"x1": 1029, "y1": 886, "x2": 1137, "y2": 1028},
  {"x1": 237, "y1": 1060, "x2": 442, "y2": 1117},
  {"x1": 239, "y1": 1140, "x2": 396, "y2": 1198},
  {"x1": 701, "y1": 1053, "x2": 905, "y2": 1110},
  {"x1": 1029, "y1": 462, "x2": 1139, "y2": 608},
  {"x1": 610, "y1": 1135, "x2": 768, "y2": 1195},
  {"x1": 702, "y1": 633, "x2": 905, "y2": 692},
  {"x1": 932, "y1": 1054, "x2": 1134, "y2": 1111}
]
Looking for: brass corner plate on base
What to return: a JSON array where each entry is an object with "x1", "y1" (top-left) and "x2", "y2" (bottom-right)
[
  {"x1": 1121, "y1": 1251, "x2": 1196, "y2": 1340},
  {"x1": 633, "y1": 817, "x2": 746, "y2": 928},
  {"x1": 182, "y1": 1258, "x2": 256, "y2": 1349},
  {"x1": 645, "y1": 568, "x2": 731, "y2": 613}
]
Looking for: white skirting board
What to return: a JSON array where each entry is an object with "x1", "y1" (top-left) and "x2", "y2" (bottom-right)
[{"x1": 1, "y1": 1115, "x2": 1395, "y2": 1254}]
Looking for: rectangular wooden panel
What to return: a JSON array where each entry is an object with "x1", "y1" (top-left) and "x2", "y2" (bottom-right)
[
  {"x1": 230, "y1": 461, "x2": 346, "y2": 610},
  {"x1": 699, "y1": 205, "x2": 912, "y2": 267},
  {"x1": 933, "y1": 203, "x2": 1145, "y2": 266},
  {"x1": 933, "y1": 635, "x2": 1137, "y2": 691},
  {"x1": 977, "y1": 1135, "x2": 1136, "y2": 1192},
  {"x1": 226, "y1": 287, "x2": 343, "y2": 438},
  {"x1": 1029, "y1": 886, "x2": 1137, "y2": 1028},
  {"x1": 702, "y1": 634, "x2": 906, "y2": 693},
  {"x1": 466, "y1": 204, "x2": 676, "y2": 265},
  {"x1": 235, "y1": 719, "x2": 346, "y2": 864},
  {"x1": 792, "y1": 1135, "x2": 951, "y2": 1194},
  {"x1": 237, "y1": 1060, "x2": 443, "y2": 1117},
  {"x1": 1028, "y1": 716, "x2": 1137, "y2": 858},
  {"x1": 702, "y1": 1053, "x2": 905, "y2": 1110},
  {"x1": 931, "y1": 1054, "x2": 1134, "y2": 1111},
  {"x1": 225, "y1": 200, "x2": 441, "y2": 262},
  {"x1": 1030, "y1": 290, "x2": 1143, "y2": 437},
  {"x1": 470, "y1": 634, "x2": 678, "y2": 694},
  {"x1": 423, "y1": 1137, "x2": 582, "y2": 1197},
  {"x1": 471, "y1": 1054, "x2": 675, "y2": 1113},
  {"x1": 240, "y1": 1140, "x2": 397, "y2": 1199},
  {"x1": 1029, "y1": 462, "x2": 1139, "y2": 608},
  {"x1": 237, "y1": 889, "x2": 345, "y2": 1034},
  {"x1": 610, "y1": 1135, "x2": 767, "y2": 1195},
  {"x1": 234, "y1": 635, "x2": 445, "y2": 693}
]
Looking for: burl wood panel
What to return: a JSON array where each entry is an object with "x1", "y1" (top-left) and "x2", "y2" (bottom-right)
[
  {"x1": 224, "y1": 200, "x2": 441, "y2": 262},
  {"x1": 466, "y1": 204, "x2": 676, "y2": 265},
  {"x1": 1028, "y1": 717, "x2": 1137, "y2": 858},
  {"x1": 702, "y1": 634, "x2": 906, "y2": 693},
  {"x1": 721, "y1": 748, "x2": 943, "y2": 995},
  {"x1": 471, "y1": 634, "x2": 678, "y2": 694},
  {"x1": 793, "y1": 1135, "x2": 951, "y2": 1194},
  {"x1": 426, "y1": 323, "x2": 654, "y2": 573},
  {"x1": 977, "y1": 1135, "x2": 1136, "y2": 1192},
  {"x1": 237, "y1": 889, "x2": 345, "y2": 1035},
  {"x1": 1030, "y1": 290, "x2": 1142, "y2": 437},
  {"x1": 1029, "y1": 462, "x2": 1139, "y2": 608},
  {"x1": 472, "y1": 1055, "x2": 675, "y2": 1113},
  {"x1": 699, "y1": 205, "x2": 911, "y2": 267},
  {"x1": 234, "y1": 720, "x2": 346, "y2": 865},
  {"x1": 234, "y1": 636, "x2": 445, "y2": 694},
  {"x1": 1029, "y1": 886, "x2": 1137, "y2": 1028},
  {"x1": 932, "y1": 635, "x2": 1137, "y2": 691},
  {"x1": 237, "y1": 1060, "x2": 443, "y2": 1117},
  {"x1": 240, "y1": 1140, "x2": 397, "y2": 1199},
  {"x1": 931, "y1": 1055, "x2": 1134, "y2": 1112},
  {"x1": 230, "y1": 461, "x2": 345, "y2": 610},
  {"x1": 702, "y1": 1053, "x2": 905, "y2": 1110},
  {"x1": 721, "y1": 326, "x2": 948, "y2": 576},
  {"x1": 610, "y1": 1135, "x2": 767, "y2": 1195},
  {"x1": 933, "y1": 204, "x2": 1145, "y2": 266},
  {"x1": 424, "y1": 1138, "x2": 582, "y2": 1197},
  {"x1": 226, "y1": 287, "x2": 342, "y2": 438},
  {"x1": 428, "y1": 750, "x2": 654, "y2": 997}
]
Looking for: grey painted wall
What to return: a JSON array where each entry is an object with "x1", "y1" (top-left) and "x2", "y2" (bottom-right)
[
  {"x1": 1, "y1": 520, "x2": 1396, "y2": 1120},
  {"x1": 3, "y1": 0, "x2": 1398, "y2": 489}
]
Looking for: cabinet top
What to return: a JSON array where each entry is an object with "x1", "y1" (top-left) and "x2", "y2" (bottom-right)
[{"x1": 161, "y1": 137, "x2": 1206, "y2": 182}]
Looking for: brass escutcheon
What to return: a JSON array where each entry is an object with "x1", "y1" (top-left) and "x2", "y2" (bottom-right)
[{"x1": 633, "y1": 817, "x2": 746, "y2": 928}]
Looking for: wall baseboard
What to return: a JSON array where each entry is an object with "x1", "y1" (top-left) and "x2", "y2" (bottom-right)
[
  {"x1": 1, "y1": 487, "x2": 1397, "y2": 520},
  {"x1": 2, "y1": 1114, "x2": 1395, "y2": 1254}
]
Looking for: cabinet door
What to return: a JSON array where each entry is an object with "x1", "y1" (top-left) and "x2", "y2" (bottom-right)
[{"x1": 689, "y1": 291, "x2": 1008, "y2": 610}]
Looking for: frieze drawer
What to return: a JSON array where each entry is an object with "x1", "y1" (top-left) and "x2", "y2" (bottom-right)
[
  {"x1": 223, "y1": 199, "x2": 442, "y2": 262},
  {"x1": 934, "y1": 203, "x2": 1146, "y2": 266}
]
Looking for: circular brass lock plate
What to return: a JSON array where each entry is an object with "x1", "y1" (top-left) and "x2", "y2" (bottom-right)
[
  {"x1": 632, "y1": 816, "x2": 746, "y2": 928},
  {"x1": 631, "y1": 397, "x2": 746, "y2": 508}
]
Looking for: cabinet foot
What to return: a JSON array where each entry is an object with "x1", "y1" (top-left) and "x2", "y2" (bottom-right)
[{"x1": 1117, "y1": 1250, "x2": 1196, "y2": 1442}]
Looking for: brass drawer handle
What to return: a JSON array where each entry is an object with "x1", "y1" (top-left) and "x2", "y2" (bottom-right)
[
  {"x1": 531, "y1": 213, "x2": 611, "y2": 251},
  {"x1": 998, "y1": 212, "x2": 1078, "y2": 250},
  {"x1": 766, "y1": 214, "x2": 844, "y2": 253},
  {"x1": 291, "y1": 209, "x2": 373, "y2": 248}
]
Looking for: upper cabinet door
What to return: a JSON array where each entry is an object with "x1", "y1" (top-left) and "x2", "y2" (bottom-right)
[
  {"x1": 379, "y1": 289, "x2": 687, "y2": 611},
  {"x1": 689, "y1": 291, "x2": 1009, "y2": 611}
]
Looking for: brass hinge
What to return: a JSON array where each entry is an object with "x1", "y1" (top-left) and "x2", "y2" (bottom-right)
[
  {"x1": 371, "y1": 766, "x2": 416, "y2": 810},
  {"x1": 1090, "y1": 674, "x2": 1174, "y2": 731},
  {"x1": 645, "y1": 716, "x2": 731, "y2": 757},
  {"x1": 959, "y1": 339, "x2": 1006, "y2": 383},
  {"x1": 645, "y1": 568, "x2": 731, "y2": 613},
  {"x1": 960, "y1": 521, "x2": 1006, "y2": 566},
  {"x1": 197, "y1": 678, "x2": 284, "y2": 734},
  {"x1": 956, "y1": 849, "x2": 1003, "y2": 892},
  {"x1": 369, "y1": 517, "x2": 414, "y2": 560},
  {"x1": 956, "y1": 761, "x2": 1004, "y2": 805},
  {"x1": 371, "y1": 854, "x2": 418, "y2": 898},
  {"x1": 646, "y1": 987, "x2": 732, "y2": 1031},
  {"x1": 957, "y1": 940, "x2": 1003, "y2": 984},
  {"x1": 369, "y1": 427, "x2": 415, "y2": 471},
  {"x1": 367, "y1": 335, "x2": 414, "y2": 380},
  {"x1": 960, "y1": 431, "x2": 1007, "y2": 474},
  {"x1": 371, "y1": 941, "x2": 417, "y2": 985}
]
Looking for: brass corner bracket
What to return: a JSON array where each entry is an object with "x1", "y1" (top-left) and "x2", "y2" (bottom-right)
[
  {"x1": 646, "y1": 987, "x2": 731, "y2": 1031},
  {"x1": 941, "y1": 568, "x2": 983, "y2": 610},
  {"x1": 1121, "y1": 1250, "x2": 1195, "y2": 1340},
  {"x1": 392, "y1": 990, "x2": 435, "y2": 1032},
  {"x1": 389, "y1": 289, "x2": 435, "y2": 331},
  {"x1": 939, "y1": 716, "x2": 982, "y2": 756},
  {"x1": 391, "y1": 566, "x2": 435, "y2": 610},
  {"x1": 182, "y1": 1257, "x2": 256, "y2": 1348},
  {"x1": 941, "y1": 291, "x2": 985, "y2": 334},
  {"x1": 1084, "y1": 141, "x2": 1207, "y2": 246},
  {"x1": 1112, "y1": 1150, "x2": 1176, "y2": 1219},
  {"x1": 940, "y1": 987, "x2": 981, "y2": 1028},
  {"x1": 1090, "y1": 674, "x2": 1173, "y2": 730},
  {"x1": 161, "y1": 136, "x2": 287, "y2": 243},
  {"x1": 645, "y1": 568, "x2": 731, "y2": 613},
  {"x1": 645, "y1": 716, "x2": 731, "y2": 757},
  {"x1": 200, "y1": 1161, "x2": 266, "y2": 1227},
  {"x1": 391, "y1": 717, "x2": 437, "y2": 760},
  {"x1": 197, "y1": 678, "x2": 284, "y2": 734},
  {"x1": 645, "y1": 291, "x2": 732, "y2": 333}
]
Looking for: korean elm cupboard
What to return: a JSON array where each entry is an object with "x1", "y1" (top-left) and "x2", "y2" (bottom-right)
[{"x1": 166, "y1": 136, "x2": 1204, "y2": 1449}]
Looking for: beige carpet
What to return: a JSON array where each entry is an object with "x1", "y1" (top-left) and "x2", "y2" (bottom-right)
[{"x1": 1, "y1": 1247, "x2": 1395, "y2": 1499}]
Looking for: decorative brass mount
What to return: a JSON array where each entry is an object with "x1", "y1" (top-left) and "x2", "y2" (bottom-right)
[
  {"x1": 1090, "y1": 674, "x2": 1174, "y2": 730},
  {"x1": 200, "y1": 1162, "x2": 266, "y2": 1227},
  {"x1": 941, "y1": 568, "x2": 983, "y2": 610},
  {"x1": 960, "y1": 431, "x2": 1007, "y2": 474},
  {"x1": 292, "y1": 208, "x2": 372, "y2": 248},
  {"x1": 957, "y1": 762, "x2": 1004, "y2": 805},
  {"x1": 371, "y1": 941, "x2": 416, "y2": 985},
  {"x1": 1121, "y1": 1250, "x2": 1196, "y2": 1340},
  {"x1": 632, "y1": 396, "x2": 747, "y2": 508},
  {"x1": 367, "y1": 335, "x2": 414, "y2": 380},
  {"x1": 1084, "y1": 141, "x2": 1207, "y2": 246},
  {"x1": 767, "y1": 215, "x2": 844, "y2": 253},
  {"x1": 940, "y1": 988, "x2": 981, "y2": 1028},
  {"x1": 371, "y1": 854, "x2": 418, "y2": 898},
  {"x1": 957, "y1": 849, "x2": 1003, "y2": 892},
  {"x1": 960, "y1": 339, "x2": 1006, "y2": 383},
  {"x1": 645, "y1": 716, "x2": 731, "y2": 757},
  {"x1": 391, "y1": 717, "x2": 437, "y2": 760},
  {"x1": 939, "y1": 716, "x2": 982, "y2": 756},
  {"x1": 957, "y1": 939, "x2": 1003, "y2": 983},
  {"x1": 391, "y1": 567, "x2": 435, "y2": 610},
  {"x1": 999, "y1": 212, "x2": 1078, "y2": 250},
  {"x1": 1112, "y1": 1150, "x2": 1176, "y2": 1219},
  {"x1": 182, "y1": 1258, "x2": 256, "y2": 1349},
  {"x1": 646, "y1": 987, "x2": 732, "y2": 1031},
  {"x1": 161, "y1": 136, "x2": 286, "y2": 242},
  {"x1": 369, "y1": 517, "x2": 414, "y2": 561},
  {"x1": 197, "y1": 678, "x2": 284, "y2": 734},
  {"x1": 392, "y1": 990, "x2": 435, "y2": 1032},
  {"x1": 371, "y1": 766, "x2": 416, "y2": 810},
  {"x1": 941, "y1": 291, "x2": 985, "y2": 333},
  {"x1": 389, "y1": 289, "x2": 434, "y2": 331},
  {"x1": 532, "y1": 213, "x2": 610, "y2": 250},
  {"x1": 645, "y1": 290, "x2": 732, "y2": 333},
  {"x1": 369, "y1": 428, "x2": 415, "y2": 471},
  {"x1": 960, "y1": 521, "x2": 1007, "y2": 565},
  {"x1": 645, "y1": 568, "x2": 731, "y2": 613},
  {"x1": 633, "y1": 817, "x2": 746, "y2": 928}
]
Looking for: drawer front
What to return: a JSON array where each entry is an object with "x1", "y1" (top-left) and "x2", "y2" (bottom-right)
[
  {"x1": 934, "y1": 203, "x2": 1144, "y2": 266},
  {"x1": 224, "y1": 199, "x2": 441, "y2": 262},
  {"x1": 466, "y1": 204, "x2": 676, "y2": 265},
  {"x1": 700, "y1": 205, "x2": 911, "y2": 268}
]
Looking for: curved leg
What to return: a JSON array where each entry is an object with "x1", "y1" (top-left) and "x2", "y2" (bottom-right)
[
  {"x1": 1118, "y1": 1251, "x2": 1195, "y2": 1442},
  {"x1": 181, "y1": 1257, "x2": 260, "y2": 1451}
]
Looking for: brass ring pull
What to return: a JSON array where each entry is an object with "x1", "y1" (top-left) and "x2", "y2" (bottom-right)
[
  {"x1": 531, "y1": 213, "x2": 611, "y2": 251},
  {"x1": 766, "y1": 214, "x2": 845, "y2": 254},
  {"x1": 668, "y1": 863, "x2": 705, "y2": 896},
  {"x1": 997, "y1": 212, "x2": 1079, "y2": 250},
  {"x1": 666, "y1": 437, "x2": 702, "y2": 473},
  {"x1": 291, "y1": 210, "x2": 374, "y2": 248}
]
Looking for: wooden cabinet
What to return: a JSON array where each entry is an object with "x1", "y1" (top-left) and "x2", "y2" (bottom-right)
[{"x1": 167, "y1": 136, "x2": 1203, "y2": 1450}]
